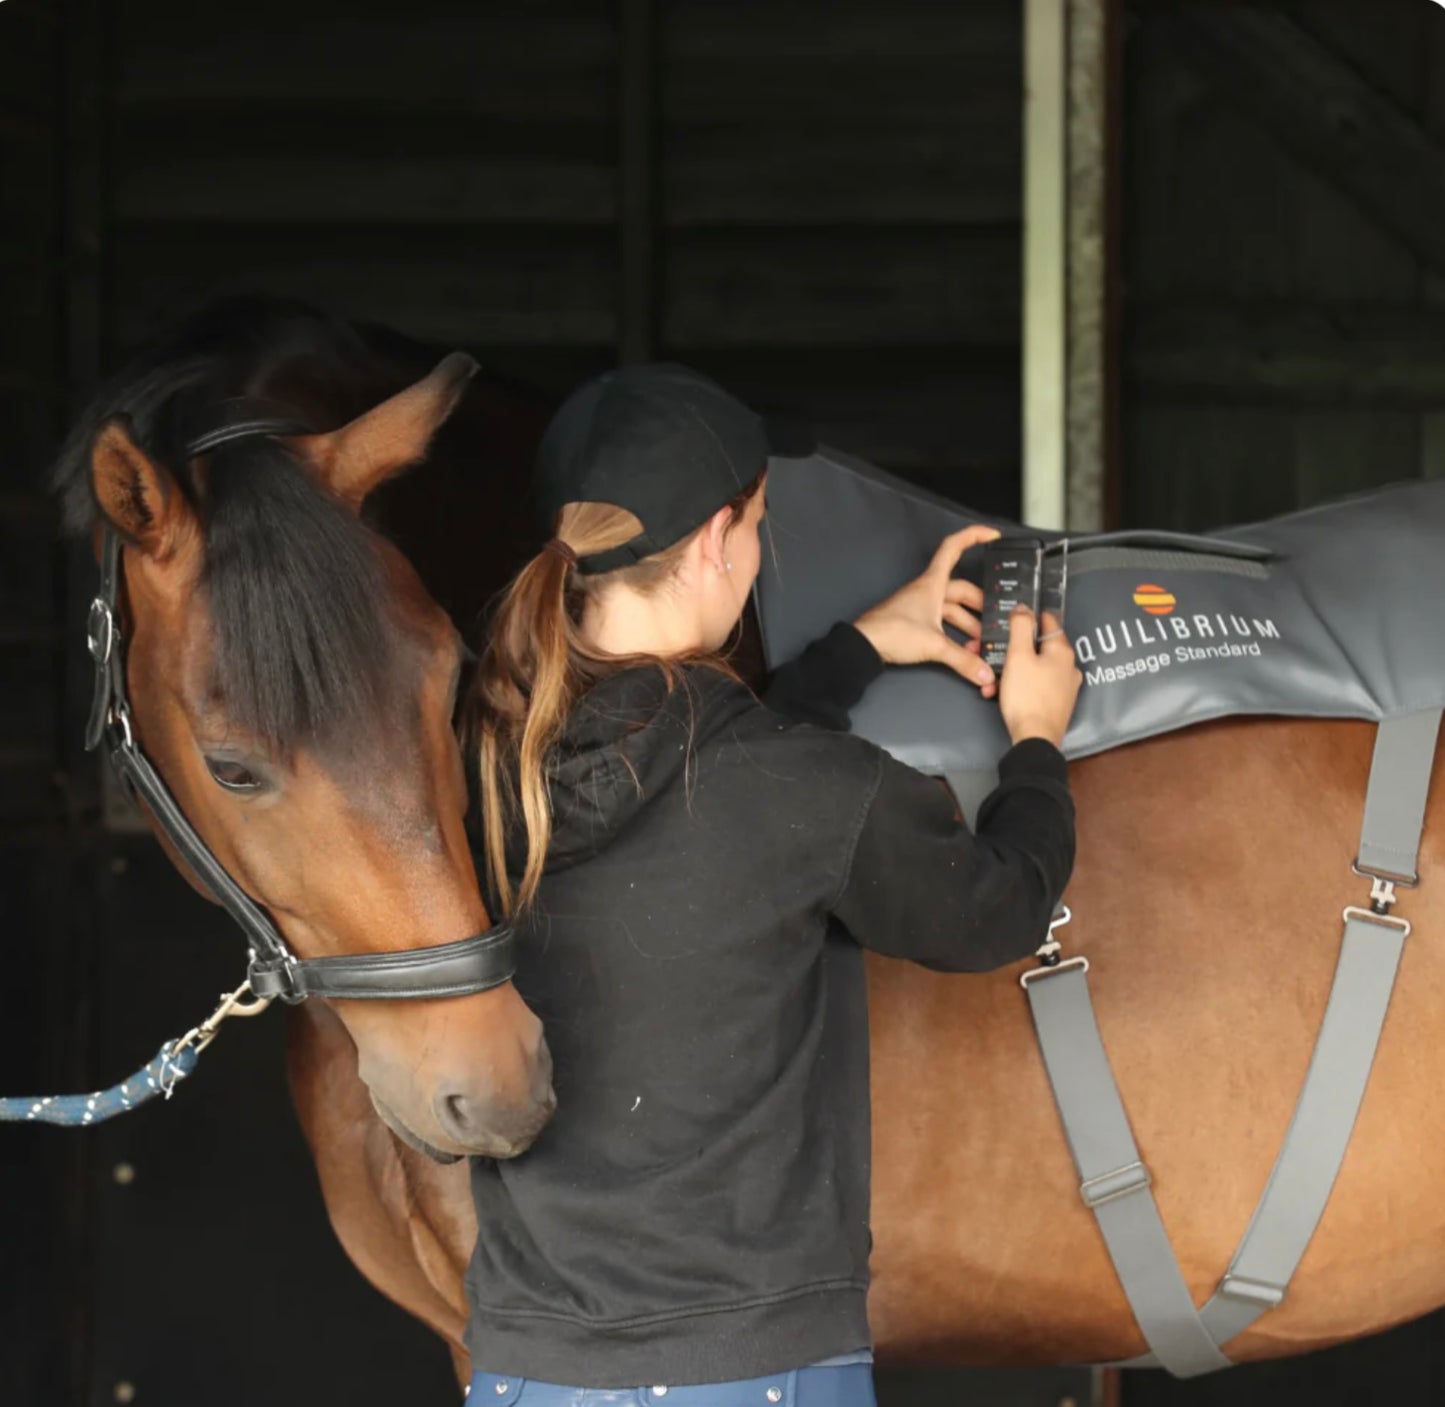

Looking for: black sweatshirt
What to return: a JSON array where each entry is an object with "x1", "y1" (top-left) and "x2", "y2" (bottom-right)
[{"x1": 463, "y1": 625, "x2": 1074, "y2": 1387}]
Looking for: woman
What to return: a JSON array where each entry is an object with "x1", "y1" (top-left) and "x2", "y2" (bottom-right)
[{"x1": 464, "y1": 364, "x2": 1081, "y2": 1406}]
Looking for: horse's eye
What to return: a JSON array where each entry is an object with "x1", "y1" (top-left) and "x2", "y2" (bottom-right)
[{"x1": 205, "y1": 757, "x2": 262, "y2": 793}]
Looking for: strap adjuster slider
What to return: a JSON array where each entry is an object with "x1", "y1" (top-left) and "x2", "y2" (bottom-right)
[
  {"x1": 1218, "y1": 1274, "x2": 1286, "y2": 1308},
  {"x1": 1080, "y1": 1160, "x2": 1151, "y2": 1209}
]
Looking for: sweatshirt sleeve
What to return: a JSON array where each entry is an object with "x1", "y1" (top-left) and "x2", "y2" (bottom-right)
[
  {"x1": 832, "y1": 738, "x2": 1075, "y2": 972},
  {"x1": 762, "y1": 622, "x2": 885, "y2": 731}
]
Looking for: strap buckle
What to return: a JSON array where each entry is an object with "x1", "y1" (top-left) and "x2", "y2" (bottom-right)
[
  {"x1": 1350, "y1": 864, "x2": 1413, "y2": 917},
  {"x1": 1020, "y1": 953, "x2": 1089, "y2": 990},
  {"x1": 1080, "y1": 1160, "x2": 1151, "y2": 1209}
]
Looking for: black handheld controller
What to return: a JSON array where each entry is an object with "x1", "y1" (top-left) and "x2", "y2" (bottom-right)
[{"x1": 977, "y1": 537, "x2": 1067, "y2": 673}]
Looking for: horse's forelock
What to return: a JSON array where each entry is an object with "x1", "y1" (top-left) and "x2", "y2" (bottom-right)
[
  {"x1": 200, "y1": 439, "x2": 407, "y2": 758},
  {"x1": 48, "y1": 300, "x2": 419, "y2": 759}
]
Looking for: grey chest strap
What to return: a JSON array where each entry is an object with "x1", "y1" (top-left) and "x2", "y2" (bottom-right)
[{"x1": 1015, "y1": 709, "x2": 1439, "y2": 1378}]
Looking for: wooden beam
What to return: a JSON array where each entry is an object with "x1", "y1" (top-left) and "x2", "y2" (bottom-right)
[
  {"x1": 1158, "y1": 7, "x2": 1445, "y2": 278},
  {"x1": 115, "y1": 154, "x2": 618, "y2": 227},
  {"x1": 112, "y1": 226, "x2": 1021, "y2": 352},
  {"x1": 1128, "y1": 301, "x2": 1445, "y2": 406},
  {"x1": 664, "y1": 229, "x2": 1020, "y2": 347}
]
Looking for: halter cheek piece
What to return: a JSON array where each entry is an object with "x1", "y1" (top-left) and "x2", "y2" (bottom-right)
[{"x1": 84, "y1": 418, "x2": 516, "y2": 1005}]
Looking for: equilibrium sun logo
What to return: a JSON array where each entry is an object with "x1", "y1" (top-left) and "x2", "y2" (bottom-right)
[{"x1": 1132, "y1": 584, "x2": 1177, "y2": 616}]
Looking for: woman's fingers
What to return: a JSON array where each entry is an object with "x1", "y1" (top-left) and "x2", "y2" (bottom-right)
[
  {"x1": 929, "y1": 524, "x2": 1001, "y2": 580},
  {"x1": 937, "y1": 637, "x2": 997, "y2": 693},
  {"x1": 943, "y1": 577, "x2": 984, "y2": 610},
  {"x1": 942, "y1": 602, "x2": 982, "y2": 638}
]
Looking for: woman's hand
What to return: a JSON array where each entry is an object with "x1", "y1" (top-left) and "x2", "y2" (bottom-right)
[
  {"x1": 998, "y1": 607, "x2": 1082, "y2": 747},
  {"x1": 852, "y1": 525, "x2": 1002, "y2": 697}
]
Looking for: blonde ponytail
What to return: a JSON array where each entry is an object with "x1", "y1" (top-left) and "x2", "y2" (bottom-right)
[{"x1": 470, "y1": 476, "x2": 763, "y2": 915}]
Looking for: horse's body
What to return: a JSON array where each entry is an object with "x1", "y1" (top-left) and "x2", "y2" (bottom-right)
[
  {"x1": 65, "y1": 300, "x2": 1445, "y2": 1379},
  {"x1": 286, "y1": 711, "x2": 1445, "y2": 1374}
]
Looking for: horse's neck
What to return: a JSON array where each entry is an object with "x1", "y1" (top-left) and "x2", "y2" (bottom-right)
[{"x1": 283, "y1": 1002, "x2": 476, "y2": 1369}]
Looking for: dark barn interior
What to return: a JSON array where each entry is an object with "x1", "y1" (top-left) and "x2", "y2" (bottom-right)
[{"x1": 3, "y1": 1, "x2": 1444, "y2": 1404}]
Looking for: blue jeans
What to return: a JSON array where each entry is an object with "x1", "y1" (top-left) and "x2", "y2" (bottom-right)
[{"x1": 467, "y1": 1364, "x2": 877, "y2": 1406}]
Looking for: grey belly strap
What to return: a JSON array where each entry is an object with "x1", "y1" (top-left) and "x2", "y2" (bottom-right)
[{"x1": 991, "y1": 709, "x2": 1439, "y2": 1377}]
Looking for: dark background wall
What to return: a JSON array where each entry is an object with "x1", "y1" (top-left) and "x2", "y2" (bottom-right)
[
  {"x1": 1121, "y1": 2, "x2": 1445, "y2": 528},
  {"x1": 2, "y1": 2, "x2": 1443, "y2": 1405}
]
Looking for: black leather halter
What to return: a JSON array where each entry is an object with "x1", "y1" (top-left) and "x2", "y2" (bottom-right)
[{"x1": 83, "y1": 419, "x2": 516, "y2": 1005}]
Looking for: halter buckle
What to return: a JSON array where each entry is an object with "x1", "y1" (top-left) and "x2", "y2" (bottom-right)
[
  {"x1": 247, "y1": 950, "x2": 305, "y2": 1004},
  {"x1": 87, "y1": 597, "x2": 115, "y2": 664},
  {"x1": 112, "y1": 701, "x2": 135, "y2": 751}
]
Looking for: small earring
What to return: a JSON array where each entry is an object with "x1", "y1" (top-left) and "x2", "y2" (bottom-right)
[{"x1": 725, "y1": 561, "x2": 733, "y2": 572}]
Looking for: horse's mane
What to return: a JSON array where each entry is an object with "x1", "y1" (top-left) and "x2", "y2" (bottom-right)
[{"x1": 49, "y1": 297, "x2": 412, "y2": 756}]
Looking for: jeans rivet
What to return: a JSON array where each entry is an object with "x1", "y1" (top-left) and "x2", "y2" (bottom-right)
[
  {"x1": 767, "y1": 1391, "x2": 783, "y2": 1404},
  {"x1": 651, "y1": 1390, "x2": 669, "y2": 1399},
  {"x1": 493, "y1": 1384, "x2": 509, "y2": 1396}
]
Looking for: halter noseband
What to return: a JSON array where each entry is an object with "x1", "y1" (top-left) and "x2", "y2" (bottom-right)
[{"x1": 84, "y1": 418, "x2": 516, "y2": 1004}]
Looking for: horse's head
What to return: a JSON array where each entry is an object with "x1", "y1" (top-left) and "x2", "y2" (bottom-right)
[{"x1": 66, "y1": 342, "x2": 553, "y2": 1161}]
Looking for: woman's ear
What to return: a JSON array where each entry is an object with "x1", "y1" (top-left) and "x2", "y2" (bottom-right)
[
  {"x1": 90, "y1": 416, "x2": 192, "y2": 560},
  {"x1": 698, "y1": 503, "x2": 734, "y2": 574}
]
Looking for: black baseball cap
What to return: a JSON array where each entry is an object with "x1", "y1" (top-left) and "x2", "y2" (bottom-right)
[{"x1": 533, "y1": 363, "x2": 813, "y2": 575}]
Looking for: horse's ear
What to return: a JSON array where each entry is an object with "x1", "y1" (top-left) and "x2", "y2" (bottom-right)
[
  {"x1": 90, "y1": 416, "x2": 190, "y2": 560},
  {"x1": 283, "y1": 351, "x2": 478, "y2": 510}
]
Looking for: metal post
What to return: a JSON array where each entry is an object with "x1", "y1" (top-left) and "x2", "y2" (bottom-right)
[
  {"x1": 1024, "y1": 0, "x2": 1117, "y2": 532},
  {"x1": 1023, "y1": 0, "x2": 1068, "y2": 529},
  {"x1": 1065, "y1": 0, "x2": 1112, "y2": 533}
]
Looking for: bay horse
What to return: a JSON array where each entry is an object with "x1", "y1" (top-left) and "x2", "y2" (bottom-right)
[
  {"x1": 51, "y1": 301, "x2": 555, "y2": 1176},
  {"x1": 55, "y1": 302, "x2": 1445, "y2": 1382}
]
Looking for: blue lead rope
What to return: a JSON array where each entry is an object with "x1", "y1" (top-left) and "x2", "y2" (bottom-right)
[
  {"x1": 0, "y1": 1041, "x2": 200, "y2": 1126},
  {"x1": 0, "y1": 980, "x2": 269, "y2": 1128}
]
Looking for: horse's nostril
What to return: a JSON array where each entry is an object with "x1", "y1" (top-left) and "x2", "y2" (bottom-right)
[
  {"x1": 437, "y1": 1091, "x2": 483, "y2": 1143},
  {"x1": 434, "y1": 1082, "x2": 552, "y2": 1158}
]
